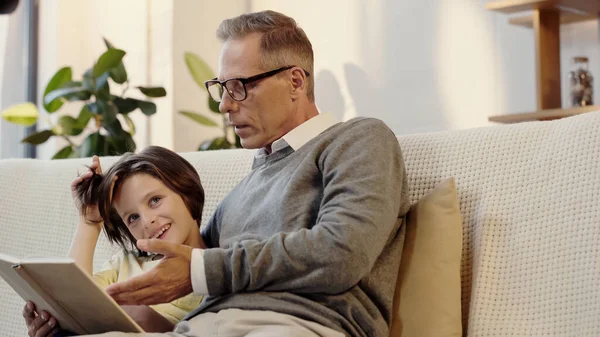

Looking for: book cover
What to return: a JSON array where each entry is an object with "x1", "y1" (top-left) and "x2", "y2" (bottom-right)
[{"x1": 0, "y1": 253, "x2": 143, "y2": 334}]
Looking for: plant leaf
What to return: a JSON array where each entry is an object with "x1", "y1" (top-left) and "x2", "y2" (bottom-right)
[
  {"x1": 68, "y1": 148, "x2": 80, "y2": 158},
  {"x1": 198, "y1": 137, "x2": 230, "y2": 151},
  {"x1": 113, "y1": 97, "x2": 138, "y2": 114},
  {"x1": 95, "y1": 72, "x2": 110, "y2": 90},
  {"x1": 104, "y1": 119, "x2": 135, "y2": 155},
  {"x1": 179, "y1": 110, "x2": 218, "y2": 127},
  {"x1": 76, "y1": 105, "x2": 93, "y2": 128},
  {"x1": 103, "y1": 39, "x2": 127, "y2": 81},
  {"x1": 62, "y1": 81, "x2": 92, "y2": 101},
  {"x1": 21, "y1": 130, "x2": 54, "y2": 145},
  {"x1": 137, "y1": 86, "x2": 166, "y2": 98},
  {"x1": 52, "y1": 145, "x2": 74, "y2": 159},
  {"x1": 136, "y1": 100, "x2": 156, "y2": 116},
  {"x1": 93, "y1": 49, "x2": 126, "y2": 77},
  {"x1": 110, "y1": 63, "x2": 128, "y2": 84},
  {"x1": 44, "y1": 86, "x2": 89, "y2": 105},
  {"x1": 123, "y1": 114, "x2": 136, "y2": 135},
  {"x1": 184, "y1": 52, "x2": 215, "y2": 90},
  {"x1": 80, "y1": 133, "x2": 107, "y2": 157},
  {"x1": 82, "y1": 68, "x2": 94, "y2": 91},
  {"x1": 1, "y1": 102, "x2": 38, "y2": 126},
  {"x1": 43, "y1": 67, "x2": 72, "y2": 113},
  {"x1": 103, "y1": 37, "x2": 116, "y2": 49},
  {"x1": 58, "y1": 115, "x2": 84, "y2": 136},
  {"x1": 97, "y1": 100, "x2": 118, "y2": 124},
  {"x1": 102, "y1": 38, "x2": 128, "y2": 84},
  {"x1": 86, "y1": 102, "x2": 99, "y2": 115},
  {"x1": 96, "y1": 73, "x2": 111, "y2": 101},
  {"x1": 108, "y1": 133, "x2": 135, "y2": 155},
  {"x1": 103, "y1": 118, "x2": 126, "y2": 138}
]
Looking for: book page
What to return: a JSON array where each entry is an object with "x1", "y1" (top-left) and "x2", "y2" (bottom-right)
[{"x1": 21, "y1": 259, "x2": 144, "y2": 334}]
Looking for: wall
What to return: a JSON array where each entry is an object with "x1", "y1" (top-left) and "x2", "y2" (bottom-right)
[
  {"x1": 250, "y1": 0, "x2": 528, "y2": 134},
  {"x1": 169, "y1": 0, "x2": 600, "y2": 142},
  {"x1": 25, "y1": 0, "x2": 600, "y2": 158},
  {"x1": 170, "y1": 0, "x2": 249, "y2": 152}
]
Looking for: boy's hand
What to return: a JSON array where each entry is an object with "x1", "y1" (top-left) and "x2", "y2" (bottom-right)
[
  {"x1": 22, "y1": 302, "x2": 60, "y2": 337},
  {"x1": 72, "y1": 155, "x2": 103, "y2": 224}
]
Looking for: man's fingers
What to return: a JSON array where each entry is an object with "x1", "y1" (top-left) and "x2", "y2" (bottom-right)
[
  {"x1": 137, "y1": 238, "x2": 181, "y2": 257},
  {"x1": 110, "y1": 284, "x2": 163, "y2": 305},
  {"x1": 105, "y1": 270, "x2": 156, "y2": 299}
]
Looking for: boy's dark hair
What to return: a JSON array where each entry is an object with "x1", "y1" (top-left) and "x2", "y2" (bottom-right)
[{"x1": 75, "y1": 146, "x2": 205, "y2": 255}]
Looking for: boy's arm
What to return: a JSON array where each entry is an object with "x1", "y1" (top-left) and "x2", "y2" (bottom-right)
[{"x1": 68, "y1": 217, "x2": 102, "y2": 275}]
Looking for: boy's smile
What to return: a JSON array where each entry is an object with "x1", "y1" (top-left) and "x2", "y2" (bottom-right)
[{"x1": 112, "y1": 173, "x2": 202, "y2": 248}]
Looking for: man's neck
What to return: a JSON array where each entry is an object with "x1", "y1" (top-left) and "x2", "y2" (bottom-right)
[{"x1": 264, "y1": 104, "x2": 319, "y2": 154}]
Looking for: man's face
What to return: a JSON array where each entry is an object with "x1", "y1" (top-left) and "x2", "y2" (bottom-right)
[{"x1": 218, "y1": 33, "x2": 295, "y2": 150}]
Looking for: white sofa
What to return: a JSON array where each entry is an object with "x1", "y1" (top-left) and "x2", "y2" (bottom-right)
[{"x1": 1, "y1": 112, "x2": 599, "y2": 336}]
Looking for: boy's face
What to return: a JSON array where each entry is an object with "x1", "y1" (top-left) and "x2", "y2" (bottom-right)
[{"x1": 112, "y1": 173, "x2": 202, "y2": 249}]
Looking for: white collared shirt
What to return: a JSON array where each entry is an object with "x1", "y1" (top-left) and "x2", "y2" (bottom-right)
[{"x1": 254, "y1": 112, "x2": 339, "y2": 158}]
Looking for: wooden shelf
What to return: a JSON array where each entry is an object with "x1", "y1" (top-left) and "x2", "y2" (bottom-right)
[
  {"x1": 486, "y1": 0, "x2": 600, "y2": 123},
  {"x1": 509, "y1": 12, "x2": 597, "y2": 27},
  {"x1": 485, "y1": 0, "x2": 600, "y2": 15},
  {"x1": 488, "y1": 106, "x2": 600, "y2": 123}
]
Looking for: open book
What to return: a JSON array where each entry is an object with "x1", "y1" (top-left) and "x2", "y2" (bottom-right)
[{"x1": 0, "y1": 253, "x2": 143, "y2": 334}]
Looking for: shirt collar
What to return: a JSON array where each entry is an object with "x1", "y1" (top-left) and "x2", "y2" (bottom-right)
[{"x1": 255, "y1": 113, "x2": 339, "y2": 158}]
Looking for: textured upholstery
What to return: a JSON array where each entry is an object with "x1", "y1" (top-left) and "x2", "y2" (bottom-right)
[
  {"x1": 1, "y1": 111, "x2": 599, "y2": 336},
  {"x1": 398, "y1": 112, "x2": 600, "y2": 336}
]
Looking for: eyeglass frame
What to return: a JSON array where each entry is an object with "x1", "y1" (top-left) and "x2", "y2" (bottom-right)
[{"x1": 204, "y1": 65, "x2": 311, "y2": 103}]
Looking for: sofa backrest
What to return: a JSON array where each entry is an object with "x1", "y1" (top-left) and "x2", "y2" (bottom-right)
[
  {"x1": 398, "y1": 111, "x2": 600, "y2": 336},
  {"x1": 1, "y1": 111, "x2": 599, "y2": 336}
]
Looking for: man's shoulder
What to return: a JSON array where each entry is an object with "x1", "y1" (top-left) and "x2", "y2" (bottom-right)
[
  {"x1": 330, "y1": 117, "x2": 393, "y2": 134},
  {"x1": 323, "y1": 117, "x2": 395, "y2": 142}
]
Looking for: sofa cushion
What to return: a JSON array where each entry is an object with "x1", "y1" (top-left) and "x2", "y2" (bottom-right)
[{"x1": 391, "y1": 177, "x2": 463, "y2": 337}]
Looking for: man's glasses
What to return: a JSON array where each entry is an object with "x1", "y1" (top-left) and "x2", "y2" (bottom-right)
[{"x1": 204, "y1": 66, "x2": 310, "y2": 103}]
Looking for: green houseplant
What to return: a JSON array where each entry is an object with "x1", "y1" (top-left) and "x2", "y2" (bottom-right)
[
  {"x1": 179, "y1": 52, "x2": 242, "y2": 151},
  {"x1": 1, "y1": 38, "x2": 166, "y2": 159}
]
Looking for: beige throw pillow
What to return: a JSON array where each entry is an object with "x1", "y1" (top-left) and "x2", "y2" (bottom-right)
[{"x1": 390, "y1": 177, "x2": 463, "y2": 337}]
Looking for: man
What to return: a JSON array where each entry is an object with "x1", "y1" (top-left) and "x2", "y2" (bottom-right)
[{"x1": 25, "y1": 10, "x2": 409, "y2": 337}]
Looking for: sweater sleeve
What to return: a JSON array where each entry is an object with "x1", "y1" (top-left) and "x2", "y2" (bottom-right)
[{"x1": 203, "y1": 119, "x2": 407, "y2": 296}]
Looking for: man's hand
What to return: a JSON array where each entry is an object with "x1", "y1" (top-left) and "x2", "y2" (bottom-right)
[
  {"x1": 22, "y1": 302, "x2": 60, "y2": 337},
  {"x1": 106, "y1": 239, "x2": 194, "y2": 305}
]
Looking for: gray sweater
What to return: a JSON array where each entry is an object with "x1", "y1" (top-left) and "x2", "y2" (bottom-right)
[{"x1": 189, "y1": 117, "x2": 410, "y2": 337}]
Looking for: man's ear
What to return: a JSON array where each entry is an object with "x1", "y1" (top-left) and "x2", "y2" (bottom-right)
[{"x1": 289, "y1": 67, "x2": 307, "y2": 100}]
